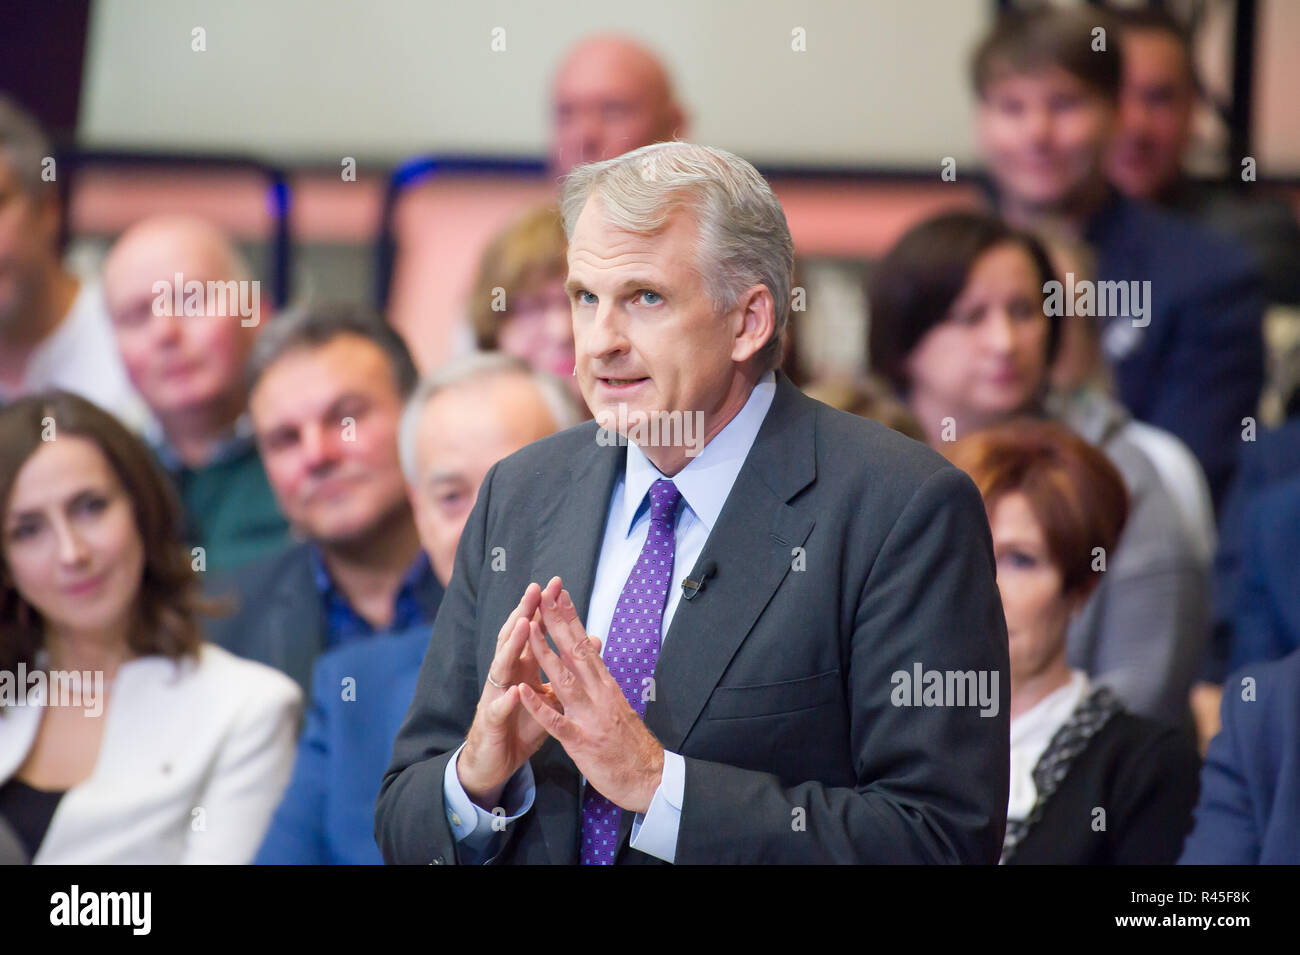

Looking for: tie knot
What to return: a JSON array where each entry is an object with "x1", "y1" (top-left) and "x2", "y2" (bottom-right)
[{"x1": 647, "y1": 479, "x2": 682, "y2": 526}]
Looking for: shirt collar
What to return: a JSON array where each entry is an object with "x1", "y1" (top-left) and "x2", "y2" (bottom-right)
[
  {"x1": 149, "y1": 412, "x2": 257, "y2": 473},
  {"x1": 308, "y1": 544, "x2": 434, "y2": 599},
  {"x1": 619, "y1": 371, "x2": 777, "y2": 537}
]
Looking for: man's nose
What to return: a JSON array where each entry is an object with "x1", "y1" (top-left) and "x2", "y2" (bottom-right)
[
  {"x1": 300, "y1": 422, "x2": 342, "y2": 471},
  {"x1": 582, "y1": 300, "x2": 628, "y2": 361}
]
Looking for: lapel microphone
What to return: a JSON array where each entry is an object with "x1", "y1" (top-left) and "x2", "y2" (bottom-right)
[{"x1": 681, "y1": 560, "x2": 717, "y2": 601}]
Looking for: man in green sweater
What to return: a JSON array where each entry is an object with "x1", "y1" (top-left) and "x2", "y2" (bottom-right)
[{"x1": 103, "y1": 214, "x2": 289, "y2": 574}]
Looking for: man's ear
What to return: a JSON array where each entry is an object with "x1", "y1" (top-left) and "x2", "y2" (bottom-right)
[{"x1": 728, "y1": 284, "x2": 776, "y2": 365}]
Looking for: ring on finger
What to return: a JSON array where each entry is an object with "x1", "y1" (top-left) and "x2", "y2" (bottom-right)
[{"x1": 487, "y1": 672, "x2": 508, "y2": 689}]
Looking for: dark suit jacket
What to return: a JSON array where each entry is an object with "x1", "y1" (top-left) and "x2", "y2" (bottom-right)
[
  {"x1": 1180, "y1": 648, "x2": 1300, "y2": 864},
  {"x1": 1206, "y1": 419, "x2": 1300, "y2": 681},
  {"x1": 204, "y1": 542, "x2": 443, "y2": 700},
  {"x1": 256, "y1": 626, "x2": 428, "y2": 864},
  {"x1": 376, "y1": 373, "x2": 1011, "y2": 864},
  {"x1": 1225, "y1": 470, "x2": 1300, "y2": 671},
  {"x1": 1086, "y1": 190, "x2": 1267, "y2": 511}
]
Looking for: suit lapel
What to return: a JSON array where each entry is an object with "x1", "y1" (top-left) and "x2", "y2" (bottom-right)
[
  {"x1": 525, "y1": 428, "x2": 623, "y2": 865},
  {"x1": 646, "y1": 375, "x2": 817, "y2": 753},
  {"x1": 267, "y1": 545, "x2": 325, "y2": 688}
]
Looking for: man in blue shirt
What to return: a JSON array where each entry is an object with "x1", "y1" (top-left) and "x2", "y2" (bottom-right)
[{"x1": 205, "y1": 303, "x2": 442, "y2": 697}]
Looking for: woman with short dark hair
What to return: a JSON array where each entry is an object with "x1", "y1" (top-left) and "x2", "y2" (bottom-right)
[{"x1": 0, "y1": 390, "x2": 299, "y2": 863}]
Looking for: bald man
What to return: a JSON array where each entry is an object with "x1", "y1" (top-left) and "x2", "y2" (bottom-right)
[
  {"x1": 103, "y1": 215, "x2": 290, "y2": 573},
  {"x1": 550, "y1": 35, "x2": 686, "y2": 177}
]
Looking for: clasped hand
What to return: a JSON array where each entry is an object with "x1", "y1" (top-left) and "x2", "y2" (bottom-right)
[{"x1": 456, "y1": 576, "x2": 665, "y2": 816}]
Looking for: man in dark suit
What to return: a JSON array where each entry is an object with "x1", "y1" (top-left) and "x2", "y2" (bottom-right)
[
  {"x1": 375, "y1": 142, "x2": 1010, "y2": 865},
  {"x1": 1180, "y1": 647, "x2": 1300, "y2": 864},
  {"x1": 206, "y1": 304, "x2": 442, "y2": 698},
  {"x1": 972, "y1": 7, "x2": 1267, "y2": 510}
]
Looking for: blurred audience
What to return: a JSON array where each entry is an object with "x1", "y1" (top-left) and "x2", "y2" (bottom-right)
[
  {"x1": 204, "y1": 304, "x2": 442, "y2": 698},
  {"x1": 1107, "y1": 8, "x2": 1300, "y2": 306},
  {"x1": 0, "y1": 391, "x2": 298, "y2": 863},
  {"x1": 1180, "y1": 647, "x2": 1300, "y2": 864},
  {"x1": 869, "y1": 210, "x2": 1207, "y2": 730},
  {"x1": 103, "y1": 214, "x2": 290, "y2": 574},
  {"x1": 802, "y1": 374, "x2": 925, "y2": 441},
  {"x1": 949, "y1": 420, "x2": 1199, "y2": 864},
  {"x1": 255, "y1": 354, "x2": 580, "y2": 863},
  {"x1": 468, "y1": 204, "x2": 583, "y2": 404},
  {"x1": 971, "y1": 7, "x2": 1267, "y2": 510},
  {"x1": 550, "y1": 34, "x2": 687, "y2": 179},
  {"x1": 0, "y1": 97, "x2": 150, "y2": 431}
]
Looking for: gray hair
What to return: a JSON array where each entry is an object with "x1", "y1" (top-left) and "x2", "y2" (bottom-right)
[
  {"x1": 559, "y1": 141, "x2": 794, "y2": 373},
  {"x1": 398, "y1": 352, "x2": 585, "y2": 484},
  {"x1": 245, "y1": 301, "x2": 418, "y2": 398},
  {"x1": 0, "y1": 95, "x2": 54, "y2": 201}
]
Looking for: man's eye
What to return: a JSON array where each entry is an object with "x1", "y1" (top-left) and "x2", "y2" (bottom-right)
[
  {"x1": 637, "y1": 290, "x2": 663, "y2": 306},
  {"x1": 576, "y1": 291, "x2": 597, "y2": 306}
]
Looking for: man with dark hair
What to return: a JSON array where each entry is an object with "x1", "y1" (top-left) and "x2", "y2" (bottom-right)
[
  {"x1": 1106, "y1": 8, "x2": 1300, "y2": 306},
  {"x1": 0, "y1": 96, "x2": 149, "y2": 429},
  {"x1": 972, "y1": 7, "x2": 1268, "y2": 510},
  {"x1": 206, "y1": 303, "x2": 441, "y2": 698}
]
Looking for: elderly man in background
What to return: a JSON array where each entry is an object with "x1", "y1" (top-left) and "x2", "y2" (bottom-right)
[
  {"x1": 377, "y1": 142, "x2": 1009, "y2": 865},
  {"x1": 256, "y1": 354, "x2": 581, "y2": 864},
  {"x1": 0, "y1": 96, "x2": 149, "y2": 429},
  {"x1": 103, "y1": 214, "x2": 290, "y2": 574},
  {"x1": 549, "y1": 34, "x2": 687, "y2": 178}
]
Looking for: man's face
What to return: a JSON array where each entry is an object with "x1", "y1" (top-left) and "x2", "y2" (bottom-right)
[
  {"x1": 0, "y1": 161, "x2": 58, "y2": 329},
  {"x1": 105, "y1": 238, "x2": 257, "y2": 419},
  {"x1": 566, "y1": 198, "x2": 754, "y2": 450},
  {"x1": 250, "y1": 335, "x2": 409, "y2": 545},
  {"x1": 1106, "y1": 29, "x2": 1195, "y2": 199},
  {"x1": 550, "y1": 54, "x2": 677, "y2": 176},
  {"x1": 977, "y1": 67, "x2": 1115, "y2": 212},
  {"x1": 409, "y1": 374, "x2": 559, "y2": 587}
]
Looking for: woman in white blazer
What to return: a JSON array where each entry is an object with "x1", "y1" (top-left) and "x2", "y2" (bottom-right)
[{"x1": 0, "y1": 391, "x2": 300, "y2": 864}]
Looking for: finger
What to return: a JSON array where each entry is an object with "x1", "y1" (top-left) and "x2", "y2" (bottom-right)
[
  {"x1": 496, "y1": 583, "x2": 541, "y2": 650},
  {"x1": 541, "y1": 589, "x2": 604, "y2": 683},
  {"x1": 518, "y1": 683, "x2": 577, "y2": 745},
  {"x1": 484, "y1": 683, "x2": 520, "y2": 725},
  {"x1": 487, "y1": 617, "x2": 530, "y2": 690},
  {"x1": 539, "y1": 586, "x2": 589, "y2": 655},
  {"x1": 526, "y1": 617, "x2": 582, "y2": 704}
]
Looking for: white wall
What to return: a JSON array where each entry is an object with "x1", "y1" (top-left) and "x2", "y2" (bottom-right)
[
  {"x1": 78, "y1": 0, "x2": 989, "y2": 168},
  {"x1": 78, "y1": 0, "x2": 1300, "y2": 174}
]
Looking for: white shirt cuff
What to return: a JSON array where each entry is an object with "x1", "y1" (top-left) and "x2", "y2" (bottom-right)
[
  {"x1": 442, "y1": 741, "x2": 535, "y2": 857},
  {"x1": 628, "y1": 750, "x2": 685, "y2": 863}
]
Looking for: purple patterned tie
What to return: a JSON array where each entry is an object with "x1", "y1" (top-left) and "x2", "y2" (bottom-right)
[{"x1": 580, "y1": 478, "x2": 683, "y2": 865}]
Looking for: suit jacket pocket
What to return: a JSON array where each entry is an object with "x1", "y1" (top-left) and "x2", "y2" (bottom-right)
[{"x1": 703, "y1": 668, "x2": 841, "y2": 721}]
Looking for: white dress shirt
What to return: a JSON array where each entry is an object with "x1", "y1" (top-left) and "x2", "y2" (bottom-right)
[
  {"x1": 443, "y1": 372, "x2": 778, "y2": 863},
  {"x1": 5, "y1": 278, "x2": 155, "y2": 433},
  {"x1": 1006, "y1": 669, "x2": 1090, "y2": 822}
]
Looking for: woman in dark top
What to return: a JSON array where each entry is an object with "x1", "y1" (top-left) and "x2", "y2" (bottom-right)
[{"x1": 949, "y1": 420, "x2": 1200, "y2": 864}]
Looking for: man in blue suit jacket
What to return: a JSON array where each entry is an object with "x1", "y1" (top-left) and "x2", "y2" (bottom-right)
[
  {"x1": 1223, "y1": 469, "x2": 1300, "y2": 671},
  {"x1": 256, "y1": 627, "x2": 428, "y2": 864},
  {"x1": 1180, "y1": 648, "x2": 1300, "y2": 864},
  {"x1": 255, "y1": 354, "x2": 580, "y2": 863}
]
